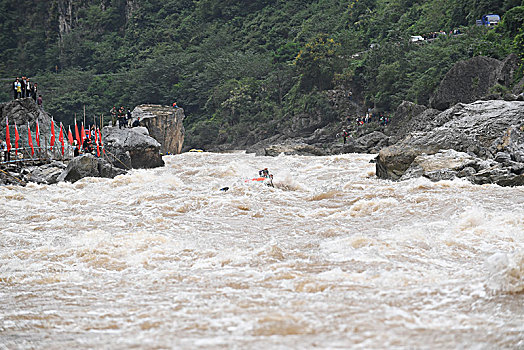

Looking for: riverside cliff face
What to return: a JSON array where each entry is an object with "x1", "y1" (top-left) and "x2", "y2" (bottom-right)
[{"x1": 132, "y1": 105, "x2": 185, "y2": 155}]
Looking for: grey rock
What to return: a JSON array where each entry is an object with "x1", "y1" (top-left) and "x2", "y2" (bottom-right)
[
  {"x1": 400, "y1": 150, "x2": 478, "y2": 181},
  {"x1": 132, "y1": 105, "x2": 185, "y2": 155},
  {"x1": 430, "y1": 55, "x2": 519, "y2": 110},
  {"x1": 28, "y1": 161, "x2": 67, "y2": 184},
  {"x1": 494, "y1": 152, "x2": 512, "y2": 164},
  {"x1": 398, "y1": 149, "x2": 524, "y2": 186},
  {"x1": 513, "y1": 75, "x2": 524, "y2": 95},
  {"x1": 491, "y1": 125, "x2": 524, "y2": 162},
  {"x1": 57, "y1": 154, "x2": 126, "y2": 183},
  {"x1": 264, "y1": 142, "x2": 327, "y2": 157},
  {"x1": 353, "y1": 131, "x2": 389, "y2": 153},
  {"x1": 376, "y1": 100, "x2": 524, "y2": 186},
  {"x1": 131, "y1": 126, "x2": 150, "y2": 136},
  {"x1": 102, "y1": 126, "x2": 165, "y2": 169}
]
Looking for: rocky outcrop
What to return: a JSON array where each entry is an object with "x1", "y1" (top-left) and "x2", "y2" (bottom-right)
[
  {"x1": 132, "y1": 104, "x2": 185, "y2": 155},
  {"x1": 513, "y1": 76, "x2": 524, "y2": 96},
  {"x1": 399, "y1": 150, "x2": 524, "y2": 186},
  {"x1": 430, "y1": 55, "x2": 520, "y2": 110},
  {"x1": 376, "y1": 100, "x2": 524, "y2": 186},
  {"x1": 0, "y1": 98, "x2": 60, "y2": 156},
  {"x1": 102, "y1": 126, "x2": 165, "y2": 169},
  {"x1": 57, "y1": 154, "x2": 126, "y2": 183},
  {"x1": 27, "y1": 161, "x2": 67, "y2": 185},
  {"x1": 264, "y1": 142, "x2": 328, "y2": 157},
  {"x1": 386, "y1": 101, "x2": 441, "y2": 144}
]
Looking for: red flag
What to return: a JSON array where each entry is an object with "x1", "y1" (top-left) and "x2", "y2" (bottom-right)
[
  {"x1": 75, "y1": 119, "x2": 80, "y2": 146},
  {"x1": 68, "y1": 126, "x2": 73, "y2": 145},
  {"x1": 99, "y1": 128, "x2": 105, "y2": 155},
  {"x1": 50, "y1": 119, "x2": 55, "y2": 150},
  {"x1": 27, "y1": 123, "x2": 34, "y2": 156},
  {"x1": 35, "y1": 120, "x2": 40, "y2": 147},
  {"x1": 59, "y1": 123, "x2": 64, "y2": 156},
  {"x1": 81, "y1": 123, "x2": 85, "y2": 145},
  {"x1": 14, "y1": 123, "x2": 19, "y2": 155},
  {"x1": 5, "y1": 117, "x2": 11, "y2": 153}
]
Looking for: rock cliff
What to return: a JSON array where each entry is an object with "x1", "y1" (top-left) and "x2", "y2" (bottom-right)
[
  {"x1": 132, "y1": 104, "x2": 185, "y2": 155},
  {"x1": 430, "y1": 55, "x2": 520, "y2": 110}
]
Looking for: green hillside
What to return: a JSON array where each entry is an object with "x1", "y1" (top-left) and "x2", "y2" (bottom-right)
[{"x1": 1, "y1": 0, "x2": 523, "y2": 149}]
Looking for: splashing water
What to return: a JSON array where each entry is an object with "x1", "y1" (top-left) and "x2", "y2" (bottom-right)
[{"x1": 1, "y1": 152, "x2": 523, "y2": 349}]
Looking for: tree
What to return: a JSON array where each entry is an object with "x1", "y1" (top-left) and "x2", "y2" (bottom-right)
[{"x1": 294, "y1": 34, "x2": 341, "y2": 91}]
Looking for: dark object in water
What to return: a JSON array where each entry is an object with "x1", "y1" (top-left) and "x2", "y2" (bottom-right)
[{"x1": 220, "y1": 187, "x2": 229, "y2": 192}]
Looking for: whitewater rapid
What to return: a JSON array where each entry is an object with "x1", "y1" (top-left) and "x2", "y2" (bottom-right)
[{"x1": 1, "y1": 152, "x2": 523, "y2": 349}]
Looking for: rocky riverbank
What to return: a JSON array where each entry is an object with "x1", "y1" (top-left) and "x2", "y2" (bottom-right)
[
  {"x1": 0, "y1": 100, "x2": 181, "y2": 186},
  {"x1": 245, "y1": 55, "x2": 524, "y2": 187}
]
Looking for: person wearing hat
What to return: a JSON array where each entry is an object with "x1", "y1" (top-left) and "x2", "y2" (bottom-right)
[{"x1": 259, "y1": 168, "x2": 270, "y2": 178}]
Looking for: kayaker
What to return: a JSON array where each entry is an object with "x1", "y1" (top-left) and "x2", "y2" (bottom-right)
[{"x1": 259, "y1": 168, "x2": 270, "y2": 178}]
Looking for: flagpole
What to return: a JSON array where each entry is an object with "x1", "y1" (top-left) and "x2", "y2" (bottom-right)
[{"x1": 83, "y1": 105, "x2": 86, "y2": 127}]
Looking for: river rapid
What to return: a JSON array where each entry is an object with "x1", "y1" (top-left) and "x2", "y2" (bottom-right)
[{"x1": 1, "y1": 152, "x2": 523, "y2": 349}]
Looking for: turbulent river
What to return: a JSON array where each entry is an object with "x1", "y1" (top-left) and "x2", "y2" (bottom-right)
[{"x1": 1, "y1": 152, "x2": 523, "y2": 349}]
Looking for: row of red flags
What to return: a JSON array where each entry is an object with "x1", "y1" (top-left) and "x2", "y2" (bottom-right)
[{"x1": 4, "y1": 116, "x2": 104, "y2": 158}]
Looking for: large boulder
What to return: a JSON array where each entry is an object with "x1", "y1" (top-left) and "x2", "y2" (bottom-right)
[
  {"x1": 376, "y1": 100, "x2": 524, "y2": 186},
  {"x1": 57, "y1": 154, "x2": 126, "y2": 183},
  {"x1": 27, "y1": 161, "x2": 67, "y2": 184},
  {"x1": 430, "y1": 55, "x2": 519, "y2": 110},
  {"x1": 399, "y1": 150, "x2": 524, "y2": 186},
  {"x1": 131, "y1": 104, "x2": 185, "y2": 155},
  {"x1": 102, "y1": 126, "x2": 165, "y2": 169},
  {"x1": 353, "y1": 131, "x2": 389, "y2": 153}
]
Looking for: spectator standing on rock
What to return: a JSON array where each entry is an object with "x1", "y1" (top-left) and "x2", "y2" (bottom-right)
[
  {"x1": 37, "y1": 95, "x2": 43, "y2": 109},
  {"x1": 13, "y1": 78, "x2": 21, "y2": 99},
  {"x1": 132, "y1": 117, "x2": 140, "y2": 128},
  {"x1": 110, "y1": 106, "x2": 117, "y2": 126},
  {"x1": 118, "y1": 106, "x2": 126, "y2": 128},
  {"x1": 172, "y1": 101, "x2": 179, "y2": 108},
  {"x1": 118, "y1": 111, "x2": 125, "y2": 129},
  {"x1": 25, "y1": 78, "x2": 32, "y2": 98},
  {"x1": 126, "y1": 109, "x2": 132, "y2": 127},
  {"x1": 21, "y1": 77, "x2": 26, "y2": 97},
  {"x1": 31, "y1": 83, "x2": 38, "y2": 101},
  {"x1": 342, "y1": 129, "x2": 349, "y2": 144}
]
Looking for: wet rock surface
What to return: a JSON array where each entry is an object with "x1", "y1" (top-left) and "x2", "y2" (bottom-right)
[
  {"x1": 376, "y1": 100, "x2": 524, "y2": 186},
  {"x1": 102, "y1": 126, "x2": 165, "y2": 169}
]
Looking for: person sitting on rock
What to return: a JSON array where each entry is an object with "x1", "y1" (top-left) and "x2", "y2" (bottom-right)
[
  {"x1": 73, "y1": 140, "x2": 79, "y2": 157},
  {"x1": 132, "y1": 117, "x2": 141, "y2": 128},
  {"x1": 82, "y1": 136, "x2": 93, "y2": 154}
]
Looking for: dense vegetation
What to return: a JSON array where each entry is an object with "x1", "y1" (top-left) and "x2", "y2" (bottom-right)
[{"x1": 1, "y1": 0, "x2": 523, "y2": 149}]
